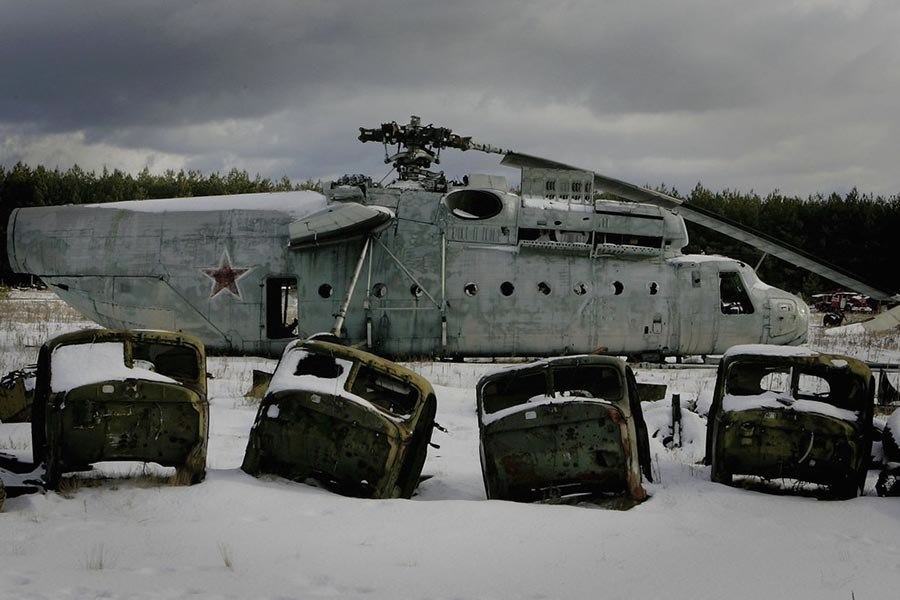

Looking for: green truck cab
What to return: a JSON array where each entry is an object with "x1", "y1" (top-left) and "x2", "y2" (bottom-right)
[
  {"x1": 476, "y1": 356, "x2": 652, "y2": 504},
  {"x1": 31, "y1": 329, "x2": 209, "y2": 488},
  {"x1": 706, "y1": 344, "x2": 874, "y2": 498},
  {"x1": 241, "y1": 338, "x2": 437, "y2": 499}
]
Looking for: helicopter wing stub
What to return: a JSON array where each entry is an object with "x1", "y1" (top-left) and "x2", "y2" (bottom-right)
[
  {"x1": 502, "y1": 152, "x2": 898, "y2": 302},
  {"x1": 288, "y1": 202, "x2": 395, "y2": 248}
]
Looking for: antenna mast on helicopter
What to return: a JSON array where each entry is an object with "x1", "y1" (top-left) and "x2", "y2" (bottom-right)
[{"x1": 358, "y1": 115, "x2": 505, "y2": 192}]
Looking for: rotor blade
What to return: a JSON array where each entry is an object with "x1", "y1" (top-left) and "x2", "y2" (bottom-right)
[
  {"x1": 501, "y1": 152, "x2": 583, "y2": 172},
  {"x1": 860, "y1": 304, "x2": 900, "y2": 333},
  {"x1": 502, "y1": 152, "x2": 898, "y2": 301}
]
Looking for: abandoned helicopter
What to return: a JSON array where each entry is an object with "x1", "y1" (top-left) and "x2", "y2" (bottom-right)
[{"x1": 7, "y1": 117, "x2": 897, "y2": 359}]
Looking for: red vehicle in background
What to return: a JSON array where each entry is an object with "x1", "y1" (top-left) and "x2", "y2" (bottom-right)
[
  {"x1": 812, "y1": 291, "x2": 874, "y2": 313},
  {"x1": 811, "y1": 291, "x2": 875, "y2": 327}
]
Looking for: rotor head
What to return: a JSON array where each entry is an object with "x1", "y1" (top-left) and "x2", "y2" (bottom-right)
[{"x1": 358, "y1": 116, "x2": 504, "y2": 190}]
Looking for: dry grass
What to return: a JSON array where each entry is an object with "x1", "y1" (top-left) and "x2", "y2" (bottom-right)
[
  {"x1": 56, "y1": 475, "x2": 83, "y2": 499},
  {"x1": 1, "y1": 290, "x2": 85, "y2": 324},
  {"x1": 84, "y1": 543, "x2": 106, "y2": 570},
  {"x1": 0, "y1": 290, "x2": 95, "y2": 377},
  {"x1": 55, "y1": 465, "x2": 198, "y2": 498},
  {"x1": 217, "y1": 542, "x2": 234, "y2": 571},
  {"x1": 171, "y1": 467, "x2": 197, "y2": 486},
  {"x1": 9, "y1": 542, "x2": 27, "y2": 556},
  {"x1": 206, "y1": 356, "x2": 277, "y2": 404},
  {"x1": 732, "y1": 475, "x2": 835, "y2": 499},
  {"x1": 0, "y1": 435, "x2": 30, "y2": 450},
  {"x1": 808, "y1": 323, "x2": 900, "y2": 364}
]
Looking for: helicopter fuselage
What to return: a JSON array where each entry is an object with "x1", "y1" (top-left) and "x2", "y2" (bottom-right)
[{"x1": 7, "y1": 173, "x2": 809, "y2": 359}]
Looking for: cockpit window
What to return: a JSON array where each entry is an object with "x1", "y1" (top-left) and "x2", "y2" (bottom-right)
[{"x1": 719, "y1": 272, "x2": 754, "y2": 315}]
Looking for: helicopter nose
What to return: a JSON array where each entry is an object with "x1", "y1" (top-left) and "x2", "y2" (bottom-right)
[{"x1": 765, "y1": 289, "x2": 809, "y2": 345}]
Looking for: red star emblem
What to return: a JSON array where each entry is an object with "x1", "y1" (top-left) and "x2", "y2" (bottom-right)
[{"x1": 201, "y1": 250, "x2": 252, "y2": 299}]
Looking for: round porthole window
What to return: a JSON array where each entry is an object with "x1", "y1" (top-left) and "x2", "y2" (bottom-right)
[
  {"x1": 613, "y1": 281, "x2": 624, "y2": 295},
  {"x1": 464, "y1": 282, "x2": 479, "y2": 297},
  {"x1": 373, "y1": 283, "x2": 388, "y2": 298},
  {"x1": 573, "y1": 282, "x2": 588, "y2": 296},
  {"x1": 500, "y1": 281, "x2": 515, "y2": 296},
  {"x1": 649, "y1": 282, "x2": 659, "y2": 295},
  {"x1": 410, "y1": 284, "x2": 423, "y2": 298},
  {"x1": 538, "y1": 282, "x2": 552, "y2": 295},
  {"x1": 318, "y1": 284, "x2": 333, "y2": 299}
]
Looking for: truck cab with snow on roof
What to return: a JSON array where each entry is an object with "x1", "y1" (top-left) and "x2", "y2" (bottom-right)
[
  {"x1": 241, "y1": 337, "x2": 437, "y2": 499},
  {"x1": 705, "y1": 345, "x2": 874, "y2": 499},
  {"x1": 31, "y1": 328, "x2": 208, "y2": 489},
  {"x1": 476, "y1": 355, "x2": 653, "y2": 505}
]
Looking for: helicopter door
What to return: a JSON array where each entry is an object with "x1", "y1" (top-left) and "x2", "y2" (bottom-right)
[
  {"x1": 675, "y1": 263, "x2": 718, "y2": 355},
  {"x1": 264, "y1": 277, "x2": 299, "y2": 340}
]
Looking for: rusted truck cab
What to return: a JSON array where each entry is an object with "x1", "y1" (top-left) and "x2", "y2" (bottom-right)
[
  {"x1": 32, "y1": 329, "x2": 208, "y2": 488},
  {"x1": 476, "y1": 356, "x2": 652, "y2": 504},
  {"x1": 706, "y1": 345, "x2": 873, "y2": 498},
  {"x1": 241, "y1": 339, "x2": 437, "y2": 499}
]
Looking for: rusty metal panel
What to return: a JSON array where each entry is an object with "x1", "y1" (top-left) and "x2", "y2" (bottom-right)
[
  {"x1": 241, "y1": 339, "x2": 436, "y2": 499},
  {"x1": 32, "y1": 328, "x2": 209, "y2": 489},
  {"x1": 476, "y1": 355, "x2": 650, "y2": 505},
  {"x1": 706, "y1": 346, "x2": 873, "y2": 498}
]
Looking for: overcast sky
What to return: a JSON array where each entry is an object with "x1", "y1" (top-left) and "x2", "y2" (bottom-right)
[{"x1": 1, "y1": 0, "x2": 898, "y2": 196}]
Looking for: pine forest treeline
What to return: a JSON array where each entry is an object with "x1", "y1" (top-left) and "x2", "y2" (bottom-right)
[{"x1": 1, "y1": 162, "x2": 897, "y2": 298}]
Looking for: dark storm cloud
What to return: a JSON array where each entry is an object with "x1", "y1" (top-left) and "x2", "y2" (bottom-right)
[{"x1": 1, "y1": 0, "x2": 898, "y2": 195}]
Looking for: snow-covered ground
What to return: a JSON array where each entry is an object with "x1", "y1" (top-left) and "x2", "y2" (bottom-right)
[{"x1": 2, "y1": 290, "x2": 900, "y2": 599}]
